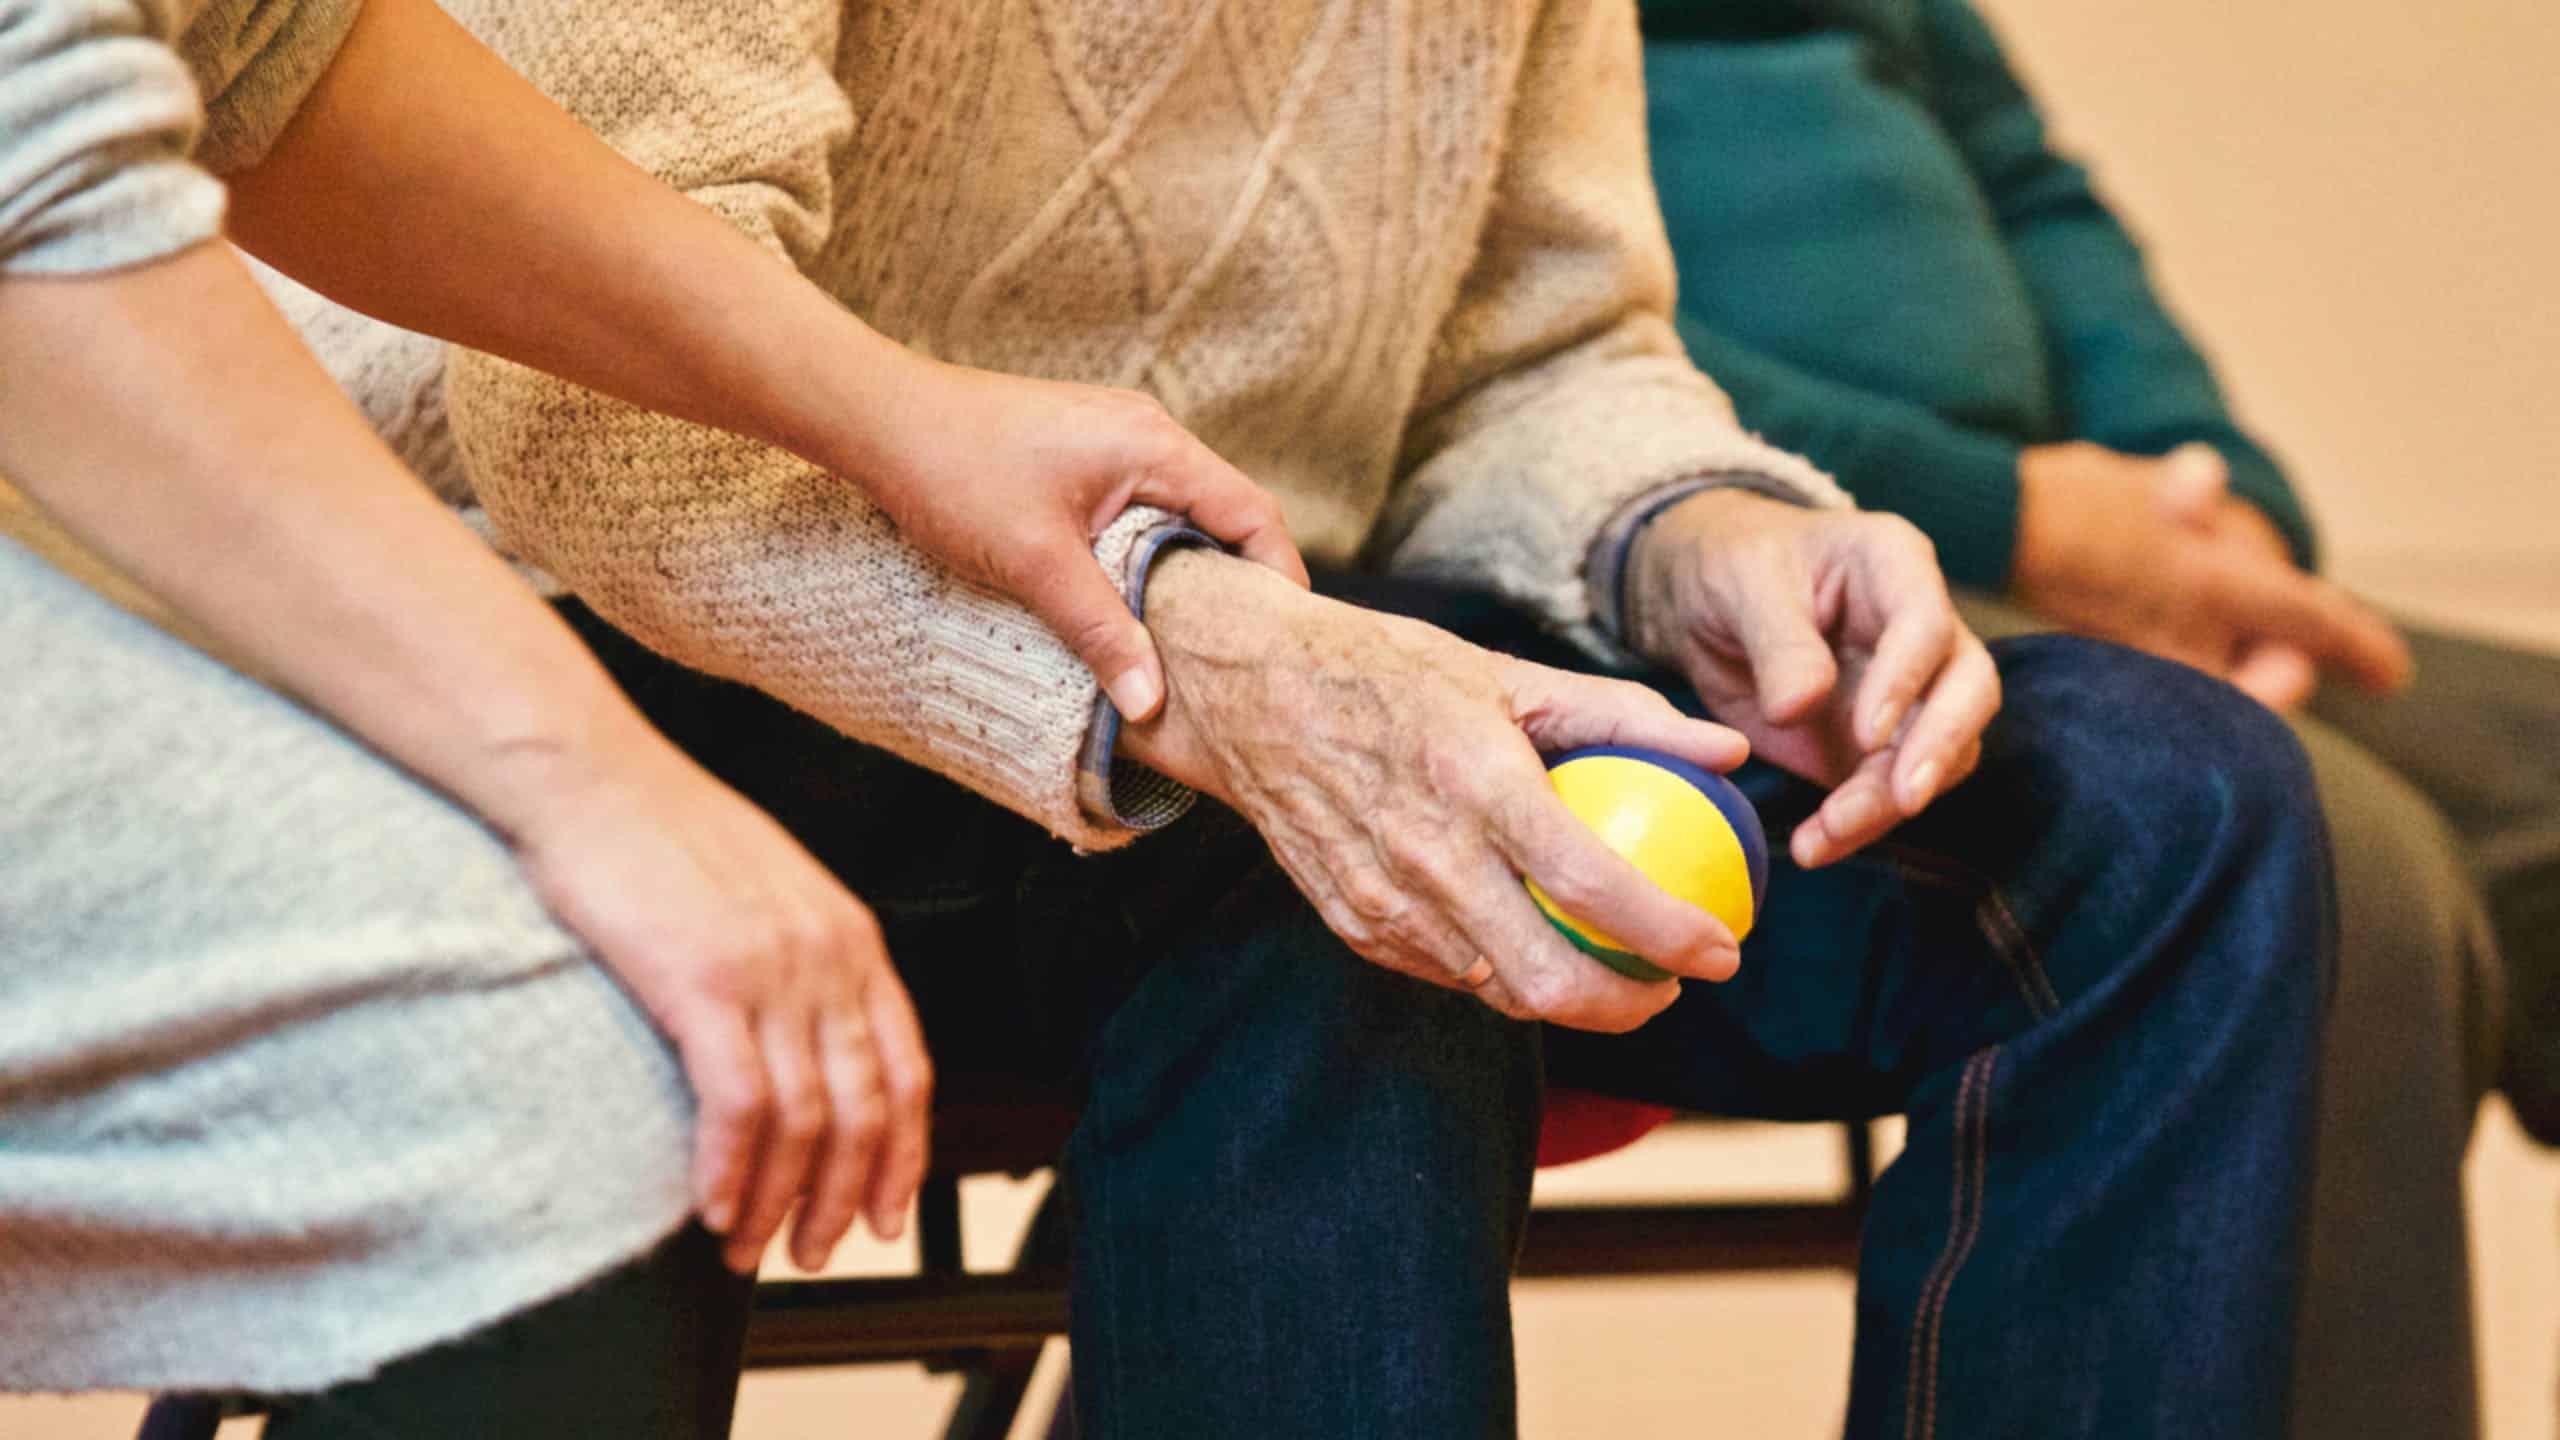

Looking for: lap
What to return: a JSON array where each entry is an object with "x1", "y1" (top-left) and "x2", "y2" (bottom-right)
[{"x1": 0, "y1": 540, "x2": 693, "y2": 1393}]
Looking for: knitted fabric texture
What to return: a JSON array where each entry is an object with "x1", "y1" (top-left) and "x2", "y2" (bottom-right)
[
  {"x1": 0, "y1": 534, "x2": 697, "y2": 1394},
  {"x1": 282, "y1": 0, "x2": 1847, "y2": 853}
]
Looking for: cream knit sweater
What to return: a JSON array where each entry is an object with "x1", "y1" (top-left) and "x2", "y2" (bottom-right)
[{"x1": 285, "y1": 0, "x2": 1847, "y2": 851}]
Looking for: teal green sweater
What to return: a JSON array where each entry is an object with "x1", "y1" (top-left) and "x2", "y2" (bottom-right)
[{"x1": 1641, "y1": 0, "x2": 2317, "y2": 589}]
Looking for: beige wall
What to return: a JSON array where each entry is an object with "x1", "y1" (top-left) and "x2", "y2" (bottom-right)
[{"x1": 1971, "y1": 0, "x2": 2560, "y2": 596}]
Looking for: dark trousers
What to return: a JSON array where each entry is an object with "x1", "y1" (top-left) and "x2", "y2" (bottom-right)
[{"x1": 273, "y1": 575, "x2": 2334, "y2": 1439}]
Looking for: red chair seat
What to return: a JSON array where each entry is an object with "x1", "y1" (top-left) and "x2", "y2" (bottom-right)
[{"x1": 1537, "y1": 1088, "x2": 1675, "y2": 1168}]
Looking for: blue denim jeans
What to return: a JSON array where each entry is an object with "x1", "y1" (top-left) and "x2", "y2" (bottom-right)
[{"x1": 562, "y1": 573, "x2": 2332, "y2": 1440}]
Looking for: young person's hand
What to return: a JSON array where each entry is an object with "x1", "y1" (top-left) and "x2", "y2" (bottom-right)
[
  {"x1": 1119, "y1": 550, "x2": 1750, "y2": 1034},
  {"x1": 2014, "y1": 442, "x2": 2409, "y2": 710},
  {"x1": 1625, "y1": 490, "x2": 2001, "y2": 869},
  {"x1": 491, "y1": 728, "x2": 933, "y2": 1277},
  {"x1": 845, "y1": 361, "x2": 1308, "y2": 722}
]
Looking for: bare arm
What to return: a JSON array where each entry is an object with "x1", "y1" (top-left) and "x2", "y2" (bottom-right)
[
  {"x1": 226, "y1": 0, "x2": 1299, "y2": 718},
  {"x1": 0, "y1": 243, "x2": 928, "y2": 1274}
]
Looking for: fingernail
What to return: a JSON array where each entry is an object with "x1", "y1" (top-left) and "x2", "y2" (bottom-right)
[
  {"x1": 703, "y1": 1197, "x2": 736, "y2": 1234},
  {"x1": 1904, "y1": 759, "x2": 1943, "y2": 811},
  {"x1": 1106, "y1": 666, "x2": 1162, "y2": 721},
  {"x1": 1791, "y1": 826, "x2": 1826, "y2": 869},
  {"x1": 1700, "y1": 939, "x2": 1741, "y2": 979}
]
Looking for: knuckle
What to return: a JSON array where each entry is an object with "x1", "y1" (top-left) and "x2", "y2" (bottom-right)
[
  {"x1": 1510, "y1": 968, "x2": 1573, "y2": 1020},
  {"x1": 1337, "y1": 865, "x2": 1407, "y2": 926},
  {"x1": 840, "y1": 1102, "x2": 885, "y2": 1147},
  {"x1": 887, "y1": 1062, "x2": 934, "y2": 1111},
  {"x1": 708, "y1": 1068, "x2": 771, "y2": 1126},
  {"x1": 775, "y1": 1086, "x2": 828, "y2": 1142}
]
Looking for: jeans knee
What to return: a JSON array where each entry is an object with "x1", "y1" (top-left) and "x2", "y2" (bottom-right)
[
  {"x1": 1977, "y1": 637, "x2": 2332, "y2": 1021},
  {"x1": 1991, "y1": 635, "x2": 2324, "y2": 861}
]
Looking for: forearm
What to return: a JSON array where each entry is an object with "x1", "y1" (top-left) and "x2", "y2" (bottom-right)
[
  {"x1": 0, "y1": 241, "x2": 663, "y2": 840},
  {"x1": 222, "y1": 0, "x2": 909, "y2": 481}
]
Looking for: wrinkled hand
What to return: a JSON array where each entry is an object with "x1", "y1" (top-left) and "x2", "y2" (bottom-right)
[
  {"x1": 2015, "y1": 442, "x2": 2409, "y2": 711},
  {"x1": 496, "y1": 728, "x2": 933, "y2": 1275},
  {"x1": 853, "y1": 360, "x2": 1308, "y2": 721},
  {"x1": 1626, "y1": 490, "x2": 2001, "y2": 869},
  {"x1": 1120, "y1": 550, "x2": 1752, "y2": 1033}
]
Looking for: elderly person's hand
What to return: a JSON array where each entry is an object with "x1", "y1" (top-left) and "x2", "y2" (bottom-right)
[
  {"x1": 1624, "y1": 490, "x2": 2003, "y2": 869},
  {"x1": 2013, "y1": 442, "x2": 2410, "y2": 711},
  {"x1": 1118, "y1": 550, "x2": 1751, "y2": 1034}
]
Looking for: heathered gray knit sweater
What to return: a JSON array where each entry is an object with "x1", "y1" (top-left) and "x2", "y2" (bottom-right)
[{"x1": 1, "y1": 0, "x2": 697, "y2": 1393}]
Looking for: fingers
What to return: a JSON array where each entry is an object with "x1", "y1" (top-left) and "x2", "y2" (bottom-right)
[
  {"x1": 1446, "y1": 847, "x2": 1681, "y2": 1033},
  {"x1": 2208, "y1": 562, "x2": 2413, "y2": 694},
  {"x1": 1847, "y1": 593, "x2": 1955, "y2": 753},
  {"x1": 2229, "y1": 641, "x2": 2318, "y2": 713},
  {"x1": 1492, "y1": 782, "x2": 1742, "y2": 983},
  {"x1": 1014, "y1": 543, "x2": 1170, "y2": 721},
  {"x1": 1791, "y1": 746, "x2": 1895, "y2": 868},
  {"x1": 791, "y1": 1006, "x2": 882, "y2": 1272},
  {"x1": 860, "y1": 976, "x2": 934, "y2": 1241},
  {"x1": 1731, "y1": 596, "x2": 1840, "y2": 723},
  {"x1": 726, "y1": 1008, "x2": 829, "y2": 1273},
  {"x1": 1133, "y1": 432, "x2": 1311, "y2": 588},
  {"x1": 1887, "y1": 633, "x2": 2000, "y2": 814},
  {"x1": 677, "y1": 1009, "x2": 767, "y2": 1242},
  {"x1": 1506, "y1": 663, "x2": 1752, "y2": 774}
]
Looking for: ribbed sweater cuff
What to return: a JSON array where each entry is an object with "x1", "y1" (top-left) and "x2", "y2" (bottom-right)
[{"x1": 1075, "y1": 521, "x2": 1217, "y2": 834}]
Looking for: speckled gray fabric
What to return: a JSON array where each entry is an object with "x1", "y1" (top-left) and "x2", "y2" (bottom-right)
[{"x1": 0, "y1": 535, "x2": 695, "y2": 1393}]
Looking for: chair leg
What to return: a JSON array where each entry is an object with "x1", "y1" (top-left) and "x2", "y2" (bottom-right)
[
  {"x1": 136, "y1": 1397, "x2": 225, "y2": 1440},
  {"x1": 940, "y1": 1182, "x2": 1071, "y2": 1440}
]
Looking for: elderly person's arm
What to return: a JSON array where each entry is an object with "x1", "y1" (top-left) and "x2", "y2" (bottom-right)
[
  {"x1": 1373, "y1": 0, "x2": 1997, "y2": 865},
  {"x1": 1121, "y1": 0, "x2": 2002, "y2": 1028}
]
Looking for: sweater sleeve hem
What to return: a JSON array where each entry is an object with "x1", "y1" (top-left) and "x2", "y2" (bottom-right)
[{"x1": 0, "y1": 162, "x2": 224, "y2": 276}]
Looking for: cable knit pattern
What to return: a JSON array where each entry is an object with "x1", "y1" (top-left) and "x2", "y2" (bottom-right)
[{"x1": 283, "y1": 0, "x2": 1849, "y2": 850}]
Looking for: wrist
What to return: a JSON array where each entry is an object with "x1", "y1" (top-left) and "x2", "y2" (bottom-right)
[
  {"x1": 1623, "y1": 488, "x2": 1767, "y2": 661},
  {"x1": 456, "y1": 687, "x2": 696, "y2": 850},
  {"x1": 1113, "y1": 547, "x2": 1318, "y2": 797},
  {"x1": 2010, "y1": 445, "x2": 2089, "y2": 598},
  {"x1": 747, "y1": 308, "x2": 926, "y2": 483}
]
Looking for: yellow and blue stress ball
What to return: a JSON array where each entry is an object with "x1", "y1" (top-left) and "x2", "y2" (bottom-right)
[{"x1": 1530, "y1": 746, "x2": 1769, "y2": 983}]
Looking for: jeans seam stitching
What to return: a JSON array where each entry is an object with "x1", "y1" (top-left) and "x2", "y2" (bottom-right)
[
  {"x1": 1976, "y1": 885, "x2": 2062, "y2": 1017},
  {"x1": 1905, "y1": 1045, "x2": 1998, "y2": 1440},
  {"x1": 1881, "y1": 842, "x2": 2061, "y2": 1019}
]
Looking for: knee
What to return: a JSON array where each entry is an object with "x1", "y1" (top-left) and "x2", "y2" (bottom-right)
[
  {"x1": 2296, "y1": 722, "x2": 2500, "y2": 1103},
  {"x1": 1987, "y1": 635, "x2": 2325, "y2": 869}
]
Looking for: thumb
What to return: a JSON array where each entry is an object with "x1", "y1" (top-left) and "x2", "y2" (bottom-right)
[
  {"x1": 2151, "y1": 443, "x2": 2230, "y2": 524},
  {"x1": 1021, "y1": 548, "x2": 1169, "y2": 721}
]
